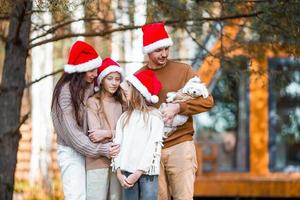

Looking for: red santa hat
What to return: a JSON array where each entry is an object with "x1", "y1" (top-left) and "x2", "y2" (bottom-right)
[
  {"x1": 64, "y1": 40, "x2": 102, "y2": 73},
  {"x1": 126, "y1": 69, "x2": 162, "y2": 104},
  {"x1": 142, "y1": 22, "x2": 173, "y2": 54},
  {"x1": 94, "y1": 57, "x2": 124, "y2": 91}
]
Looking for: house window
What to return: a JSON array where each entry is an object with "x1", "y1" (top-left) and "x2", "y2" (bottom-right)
[
  {"x1": 269, "y1": 58, "x2": 300, "y2": 172},
  {"x1": 194, "y1": 57, "x2": 249, "y2": 172}
]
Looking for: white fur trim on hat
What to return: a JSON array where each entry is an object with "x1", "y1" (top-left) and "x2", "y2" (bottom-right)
[
  {"x1": 143, "y1": 38, "x2": 173, "y2": 54},
  {"x1": 126, "y1": 75, "x2": 159, "y2": 103},
  {"x1": 64, "y1": 56, "x2": 102, "y2": 73},
  {"x1": 96, "y1": 65, "x2": 124, "y2": 86}
]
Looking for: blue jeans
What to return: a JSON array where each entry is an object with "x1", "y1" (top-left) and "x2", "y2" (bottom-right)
[{"x1": 123, "y1": 171, "x2": 158, "y2": 200}]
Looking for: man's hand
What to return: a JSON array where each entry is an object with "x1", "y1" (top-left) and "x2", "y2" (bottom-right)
[
  {"x1": 109, "y1": 143, "x2": 120, "y2": 158},
  {"x1": 117, "y1": 169, "x2": 133, "y2": 188},
  {"x1": 161, "y1": 103, "x2": 180, "y2": 125},
  {"x1": 88, "y1": 129, "x2": 112, "y2": 143},
  {"x1": 125, "y1": 170, "x2": 143, "y2": 185}
]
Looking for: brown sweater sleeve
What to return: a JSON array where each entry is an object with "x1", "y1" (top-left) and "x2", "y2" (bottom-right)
[
  {"x1": 57, "y1": 85, "x2": 110, "y2": 158},
  {"x1": 178, "y1": 66, "x2": 214, "y2": 115}
]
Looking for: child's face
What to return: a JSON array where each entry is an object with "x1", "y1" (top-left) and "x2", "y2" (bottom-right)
[
  {"x1": 102, "y1": 72, "x2": 121, "y2": 95},
  {"x1": 120, "y1": 81, "x2": 132, "y2": 101}
]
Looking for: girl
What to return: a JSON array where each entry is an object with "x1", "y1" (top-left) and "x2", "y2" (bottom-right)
[
  {"x1": 51, "y1": 41, "x2": 117, "y2": 199},
  {"x1": 112, "y1": 69, "x2": 164, "y2": 200},
  {"x1": 85, "y1": 58, "x2": 124, "y2": 200}
]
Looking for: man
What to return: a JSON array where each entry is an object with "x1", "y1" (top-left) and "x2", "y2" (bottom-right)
[{"x1": 139, "y1": 22, "x2": 214, "y2": 200}]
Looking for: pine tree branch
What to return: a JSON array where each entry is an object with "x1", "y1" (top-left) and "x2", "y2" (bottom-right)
[
  {"x1": 184, "y1": 27, "x2": 215, "y2": 58},
  {"x1": 166, "y1": 11, "x2": 263, "y2": 25}
]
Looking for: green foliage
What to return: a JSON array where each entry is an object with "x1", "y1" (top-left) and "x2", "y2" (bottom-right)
[
  {"x1": 269, "y1": 59, "x2": 300, "y2": 143},
  {"x1": 145, "y1": 0, "x2": 300, "y2": 58},
  {"x1": 199, "y1": 56, "x2": 248, "y2": 133}
]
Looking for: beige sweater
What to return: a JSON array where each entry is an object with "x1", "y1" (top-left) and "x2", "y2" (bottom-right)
[
  {"x1": 140, "y1": 60, "x2": 214, "y2": 148},
  {"x1": 51, "y1": 82, "x2": 110, "y2": 158},
  {"x1": 85, "y1": 94, "x2": 123, "y2": 170}
]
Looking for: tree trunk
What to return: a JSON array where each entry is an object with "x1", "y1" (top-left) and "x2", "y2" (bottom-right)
[{"x1": 0, "y1": 0, "x2": 32, "y2": 199}]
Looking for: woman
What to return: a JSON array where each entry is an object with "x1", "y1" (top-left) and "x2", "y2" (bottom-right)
[
  {"x1": 85, "y1": 58, "x2": 124, "y2": 200},
  {"x1": 51, "y1": 41, "x2": 119, "y2": 200}
]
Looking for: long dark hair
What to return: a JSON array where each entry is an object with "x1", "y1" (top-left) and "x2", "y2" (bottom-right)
[{"x1": 51, "y1": 72, "x2": 89, "y2": 126}]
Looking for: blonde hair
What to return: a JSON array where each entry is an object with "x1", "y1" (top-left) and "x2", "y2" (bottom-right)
[{"x1": 122, "y1": 82, "x2": 152, "y2": 128}]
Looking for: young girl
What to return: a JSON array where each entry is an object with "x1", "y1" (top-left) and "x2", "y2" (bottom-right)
[
  {"x1": 85, "y1": 58, "x2": 124, "y2": 200},
  {"x1": 51, "y1": 41, "x2": 113, "y2": 199},
  {"x1": 112, "y1": 69, "x2": 164, "y2": 200}
]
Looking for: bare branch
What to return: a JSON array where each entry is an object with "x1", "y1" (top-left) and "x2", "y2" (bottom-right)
[
  {"x1": 29, "y1": 11, "x2": 263, "y2": 49},
  {"x1": 26, "y1": 69, "x2": 63, "y2": 88},
  {"x1": 30, "y1": 17, "x2": 122, "y2": 43},
  {"x1": 18, "y1": 112, "x2": 30, "y2": 130},
  {"x1": 29, "y1": 25, "x2": 142, "y2": 49},
  {"x1": 0, "y1": 15, "x2": 9, "y2": 20},
  {"x1": 184, "y1": 27, "x2": 215, "y2": 58},
  {"x1": 0, "y1": 112, "x2": 30, "y2": 139}
]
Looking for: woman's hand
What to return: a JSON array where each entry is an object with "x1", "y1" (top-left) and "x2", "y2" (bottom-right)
[
  {"x1": 88, "y1": 129, "x2": 112, "y2": 143},
  {"x1": 117, "y1": 169, "x2": 133, "y2": 189},
  {"x1": 125, "y1": 170, "x2": 143, "y2": 185},
  {"x1": 109, "y1": 143, "x2": 120, "y2": 158}
]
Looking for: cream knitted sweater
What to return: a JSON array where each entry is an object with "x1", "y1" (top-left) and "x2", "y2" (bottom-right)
[{"x1": 112, "y1": 109, "x2": 164, "y2": 175}]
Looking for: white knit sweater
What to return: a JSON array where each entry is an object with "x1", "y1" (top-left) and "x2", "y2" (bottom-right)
[{"x1": 112, "y1": 109, "x2": 164, "y2": 175}]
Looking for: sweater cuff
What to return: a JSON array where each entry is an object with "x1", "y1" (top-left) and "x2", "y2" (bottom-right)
[
  {"x1": 97, "y1": 142, "x2": 110, "y2": 158},
  {"x1": 179, "y1": 102, "x2": 187, "y2": 114}
]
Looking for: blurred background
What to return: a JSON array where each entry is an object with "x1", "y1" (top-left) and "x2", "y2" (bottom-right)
[{"x1": 0, "y1": 0, "x2": 299, "y2": 199}]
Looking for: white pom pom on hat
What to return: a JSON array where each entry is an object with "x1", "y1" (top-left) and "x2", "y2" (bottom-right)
[
  {"x1": 150, "y1": 95, "x2": 159, "y2": 104},
  {"x1": 94, "y1": 86, "x2": 100, "y2": 92}
]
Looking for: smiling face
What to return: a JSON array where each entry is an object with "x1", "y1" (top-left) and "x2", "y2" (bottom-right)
[
  {"x1": 84, "y1": 68, "x2": 98, "y2": 83},
  {"x1": 101, "y1": 72, "x2": 121, "y2": 95},
  {"x1": 148, "y1": 47, "x2": 169, "y2": 69}
]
